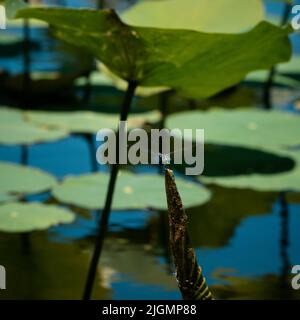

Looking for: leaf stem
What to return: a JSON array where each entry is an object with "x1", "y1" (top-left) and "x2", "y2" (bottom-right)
[
  {"x1": 83, "y1": 80, "x2": 137, "y2": 300},
  {"x1": 263, "y1": 2, "x2": 292, "y2": 109}
]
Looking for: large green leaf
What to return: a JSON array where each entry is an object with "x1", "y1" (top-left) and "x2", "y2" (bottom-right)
[
  {"x1": 25, "y1": 110, "x2": 161, "y2": 134},
  {"x1": 166, "y1": 109, "x2": 300, "y2": 151},
  {"x1": 52, "y1": 171, "x2": 211, "y2": 210},
  {"x1": 122, "y1": 0, "x2": 265, "y2": 33},
  {"x1": 0, "y1": 161, "x2": 57, "y2": 195},
  {"x1": 201, "y1": 151, "x2": 300, "y2": 192},
  {"x1": 16, "y1": 8, "x2": 291, "y2": 99},
  {"x1": 0, "y1": 202, "x2": 75, "y2": 233},
  {"x1": 0, "y1": 107, "x2": 68, "y2": 145}
]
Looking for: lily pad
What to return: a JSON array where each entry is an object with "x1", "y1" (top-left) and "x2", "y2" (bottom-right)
[
  {"x1": 0, "y1": 107, "x2": 68, "y2": 145},
  {"x1": 200, "y1": 151, "x2": 300, "y2": 192},
  {"x1": 52, "y1": 171, "x2": 211, "y2": 210},
  {"x1": 0, "y1": 193, "x2": 19, "y2": 203},
  {"x1": 122, "y1": 0, "x2": 264, "y2": 33},
  {"x1": 25, "y1": 110, "x2": 161, "y2": 134},
  {"x1": 166, "y1": 109, "x2": 300, "y2": 151},
  {"x1": 16, "y1": 8, "x2": 291, "y2": 99},
  {"x1": 0, "y1": 202, "x2": 75, "y2": 233},
  {"x1": 0, "y1": 161, "x2": 57, "y2": 195}
]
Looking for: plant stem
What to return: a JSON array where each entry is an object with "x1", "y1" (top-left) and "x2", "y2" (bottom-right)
[
  {"x1": 83, "y1": 81, "x2": 137, "y2": 300},
  {"x1": 263, "y1": 2, "x2": 292, "y2": 109},
  {"x1": 23, "y1": 0, "x2": 31, "y2": 109},
  {"x1": 279, "y1": 192, "x2": 290, "y2": 285}
]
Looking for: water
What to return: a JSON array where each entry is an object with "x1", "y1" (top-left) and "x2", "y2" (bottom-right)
[{"x1": 0, "y1": 0, "x2": 300, "y2": 300}]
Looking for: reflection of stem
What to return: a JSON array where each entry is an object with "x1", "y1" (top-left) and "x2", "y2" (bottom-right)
[
  {"x1": 263, "y1": 2, "x2": 292, "y2": 110},
  {"x1": 21, "y1": 144, "x2": 31, "y2": 254},
  {"x1": 21, "y1": 232, "x2": 31, "y2": 255},
  {"x1": 279, "y1": 192, "x2": 290, "y2": 286},
  {"x1": 84, "y1": 134, "x2": 98, "y2": 172},
  {"x1": 97, "y1": 0, "x2": 106, "y2": 9},
  {"x1": 23, "y1": 0, "x2": 31, "y2": 108},
  {"x1": 158, "y1": 211, "x2": 173, "y2": 274},
  {"x1": 83, "y1": 81, "x2": 138, "y2": 300},
  {"x1": 21, "y1": 145, "x2": 28, "y2": 165}
]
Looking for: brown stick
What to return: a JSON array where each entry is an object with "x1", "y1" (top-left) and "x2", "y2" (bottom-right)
[{"x1": 165, "y1": 168, "x2": 213, "y2": 300}]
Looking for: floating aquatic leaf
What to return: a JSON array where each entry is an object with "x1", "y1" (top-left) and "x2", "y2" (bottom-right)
[
  {"x1": 201, "y1": 151, "x2": 300, "y2": 192},
  {"x1": 166, "y1": 109, "x2": 300, "y2": 151},
  {"x1": 0, "y1": 193, "x2": 19, "y2": 203},
  {"x1": 52, "y1": 171, "x2": 211, "y2": 210},
  {"x1": 25, "y1": 110, "x2": 161, "y2": 134},
  {"x1": 16, "y1": 8, "x2": 291, "y2": 99},
  {"x1": 0, "y1": 202, "x2": 75, "y2": 233},
  {"x1": 122, "y1": 0, "x2": 264, "y2": 33},
  {"x1": 0, "y1": 107, "x2": 68, "y2": 145},
  {"x1": 0, "y1": 161, "x2": 57, "y2": 195}
]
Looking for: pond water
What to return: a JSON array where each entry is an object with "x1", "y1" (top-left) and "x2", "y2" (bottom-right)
[{"x1": 0, "y1": 0, "x2": 300, "y2": 300}]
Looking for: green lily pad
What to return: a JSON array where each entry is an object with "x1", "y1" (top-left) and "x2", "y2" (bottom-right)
[
  {"x1": 0, "y1": 161, "x2": 57, "y2": 195},
  {"x1": 16, "y1": 8, "x2": 291, "y2": 99},
  {"x1": 122, "y1": 0, "x2": 264, "y2": 33},
  {"x1": 0, "y1": 202, "x2": 75, "y2": 233},
  {"x1": 52, "y1": 171, "x2": 211, "y2": 210},
  {"x1": 200, "y1": 151, "x2": 300, "y2": 192},
  {"x1": 0, "y1": 193, "x2": 19, "y2": 203},
  {"x1": 166, "y1": 109, "x2": 300, "y2": 151},
  {"x1": 25, "y1": 109, "x2": 161, "y2": 134},
  {"x1": 0, "y1": 107, "x2": 68, "y2": 145}
]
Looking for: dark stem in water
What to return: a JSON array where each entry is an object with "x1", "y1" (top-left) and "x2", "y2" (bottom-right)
[
  {"x1": 83, "y1": 81, "x2": 138, "y2": 300},
  {"x1": 84, "y1": 134, "x2": 98, "y2": 172},
  {"x1": 263, "y1": 2, "x2": 292, "y2": 109},
  {"x1": 279, "y1": 192, "x2": 290, "y2": 286},
  {"x1": 23, "y1": 0, "x2": 31, "y2": 109},
  {"x1": 20, "y1": 145, "x2": 31, "y2": 254}
]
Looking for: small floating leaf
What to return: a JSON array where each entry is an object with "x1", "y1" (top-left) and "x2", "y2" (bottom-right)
[
  {"x1": 0, "y1": 107, "x2": 68, "y2": 145},
  {"x1": 52, "y1": 171, "x2": 211, "y2": 210},
  {"x1": 0, "y1": 161, "x2": 57, "y2": 195},
  {"x1": 201, "y1": 151, "x2": 300, "y2": 192},
  {"x1": 0, "y1": 202, "x2": 75, "y2": 233},
  {"x1": 25, "y1": 110, "x2": 161, "y2": 134},
  {"x1": 0, "y1": 193, "x2": 19, "y2": 203},
  {"x1": 166, "y1": 109, "x2": 300, "y2": 151}
]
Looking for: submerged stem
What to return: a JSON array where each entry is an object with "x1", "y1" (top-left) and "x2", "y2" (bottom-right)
[
  {"x1": 83, "y1": 81, "x2": 137, "y2": 300},
  {"x1": 165, "y1": 168, "x2": 212, "y2": 300}
]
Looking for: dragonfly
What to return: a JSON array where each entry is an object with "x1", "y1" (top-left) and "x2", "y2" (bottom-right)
[{"x1": 139, "y1": 145, "x2": 194, "y2": 170}]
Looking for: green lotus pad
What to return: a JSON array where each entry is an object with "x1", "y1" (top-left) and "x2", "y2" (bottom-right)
[
  {"x1": 201, "y1": 151, "x2": 300, "y2": 192},
  {"x1": 0, "y1": 193, "x2": 19, "y2": 203},
  {"x1": 25, "y1": 110, "x2": 161, "y2": 134},
  {"x1": 0, "y1": 202, "x2": 75, "y2": 233},
  {"x1": 16, "y1": 7, "x2": 291, "y2": 99},
  {"x1": 52, "y1": 171, "x2": 211, "y2": 210},
  {"x1": 122, "y1": 0, "x2": 264, "y2": 33},
  {"x1": 166, "y1": 109, "x2": 300, "y2": 151},
  {"x1": 0, "y1": 161, "x2": 57, "y2": 195},
  {"x1": 0, "y1": 107, "x2": 68, "y2": 145}
]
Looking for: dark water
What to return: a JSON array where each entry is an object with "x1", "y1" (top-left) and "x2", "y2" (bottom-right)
[{"x1": 0, "y1": 0, "x2": 300, "y2": 300}]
